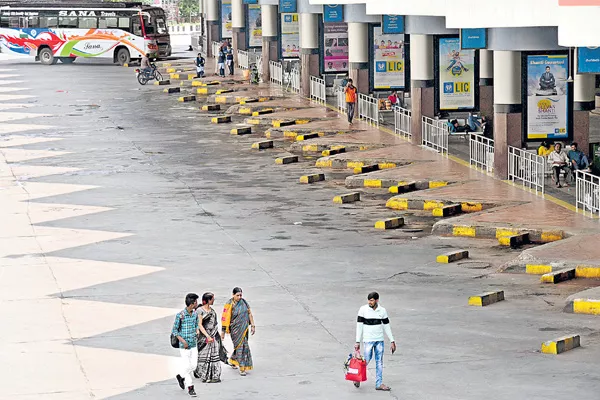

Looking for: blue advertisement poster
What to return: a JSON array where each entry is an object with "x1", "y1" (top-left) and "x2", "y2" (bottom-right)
[
  {"x1": 382, "y1": 15, "x2": 404, "y2": 34},
  {"x1": 243, "y1": 0, "x2": 258, "y2": 3},
  {"x1": 526, "y1": 54, "x2": 569, "y2": 140},
  {"x1": 280, "y1": 0, "x2": 297, "y2": 13},
  {"x1": 438, "y1": 37, "x2": 475, "y2": 110},
  {"x1": 577, "y1": 47, "x2": 600, "y2": 74},
  {"x1": 323, "y1": 5, "x2": 343, "y2": 23},
  {"x1": 460, "y1": 28, "x2": 486, "y2": 50},
  {"x1": 221, "y1": 0, "x2": 232, "y2": 39}
]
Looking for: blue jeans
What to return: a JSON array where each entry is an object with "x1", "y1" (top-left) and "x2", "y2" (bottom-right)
[{"x1": 363, "y1": 341, "x2": 384, "y2": 388}]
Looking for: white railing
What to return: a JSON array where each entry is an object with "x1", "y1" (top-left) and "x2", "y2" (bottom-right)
[
  {"x1": 238, "y1": 50, "x2": 249, "y2": 70},
  {"x1": 289, "y1": 68, "x2": 300, "y2": 93},
  {"x1": 508, "y1": 146, "x2": 545, "y2": 194},
  {"x1": 394, "y1": 106, "x2": 411, "y2": 139},
  {"x1": 469, "y1": 134, "x2": 494, "y2": 174},
  {"x1": 269, "y1": 60, "x2": 283, "y2": 86},
  {"x1": 336, "y1": 86, "x2": 346, "y2": 115},
  {"x1": 255, "y1": 55, "x2": 263, "y2": 82},
  {"x1": 422, "y1": 116, "x2": 449, "y2": 154},
  {"x1": 358, "y1": 93, "x2": 379, "y2": 127},
  {"x1": 576, "y1": 170, "x2": 600, "y2": 218},
  {"x1": 310, "y1": 76, "x2": 326, "y2": 104},
  {"x1": 211, "y1": 41, "x2": 220, "y2": 58}
]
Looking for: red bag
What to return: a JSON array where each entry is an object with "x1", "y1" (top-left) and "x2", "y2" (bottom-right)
[{"x1": 345, "y1": 356, "x2": 367, "y2": 382}]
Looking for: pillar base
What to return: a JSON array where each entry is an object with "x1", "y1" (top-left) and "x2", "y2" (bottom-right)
[
  {"x1": 574, "y1": 108, "x2": 591, "y2": 155},
  {"x1": 262, "y1": 36, "x2": 279, "y2": 82},
  {"x1": 232, "y1": 27, "x2": 247, "y2": 65},
  {"x1": 410, "y1": 80, "x2": 435, "y2": 145},
  {"x1": 493, "y1": 106, "x2": 522, "y2": 180},
  {"x1": 301, "y1": 49, "x2": 319, "y2": 97},
  {"x1": 206, "y1": 21, "x2": 219, "y2": 58}
]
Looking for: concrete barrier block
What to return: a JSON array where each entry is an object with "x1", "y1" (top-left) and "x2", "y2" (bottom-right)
[
  {"x1": 164, "y1": 87, "x2": 180, "y2": 93},
  {"x1": 432, "y1": 204, "x2": 462, "y2": 217},
  {"x1": 211, "y1": 116, "x2": 231, "y2": 124},
  {"x1": 273, "y1": 120, "x2": 296, "y2": 128},
  {"x1": 252, "y1": 108, "x2": 273, "y2": 116},
  {"x1": 177, "y1": 95, "x2": 196, "y2": 102},
  {"x1": 461, "y1": 202, "x2": 483, "y2": 212},
  {"x1": 240, "y1": 98, "x2": 259, "y2": 104},
  {"x1": 388, "y1": 182, "x2": 416, "y2": 194},
  {"x1": 299, "y1": 173, "x2": 325, "y2": 184},
  {"x1": 216, "y1": 89, "x2": 233, "y2": 94},
  {"x1": 526, "y1": 264, "x2": 553, "y2": 275},
  {"x1": 572, "y1": 298, "x2": 600, "y2": 315},
  {"x1": 541, "y1": 268, "x2": 576, "y2": 284},
  {"x1": 498, "y1": 233, "x2": 529, "y2": 248},
  {"x1": 201, "y1": 104, "x2": 220, "y2": 111},
  {"x1": 296, "y1": 133, "x2": 319, "y2": 141},
  {"x1": 333, "y1": 192, "x2": 361, "y2": 204},
  {"x1": 468, "y1": 291, "x2": 505, "y2": 307},
  {"x1": 154, "y1": 80, "x2": 171, "y2": 86},
  {"x1": 275, "y1": 156, "x2": 298, "y2": 165},
  {"x1": 322, "y1": 147, "x2": 346, "y2": 156},
  {"x1": 251, "y1": 140, "x2": 273, "y2": 150},
  {"x1": 374, "y1": 217, "x2": 404, "y2": 230},
  {"x1": 541, "y1": 335, "x2": 580, "y2": 354},
  {"x1": 230, "y1": 126, "x2": 252, "y2": 135},
  {"x1": 353, "y1": 164, "x2": 380, "y2": 174},
  {"x1": 436, "y1": 250, "x2": 469, "y2": 263}
]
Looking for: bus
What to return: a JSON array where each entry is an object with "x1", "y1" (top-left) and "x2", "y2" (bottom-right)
[{"x1": 0, "y1": 1, "x2": 171, "y2": 65}]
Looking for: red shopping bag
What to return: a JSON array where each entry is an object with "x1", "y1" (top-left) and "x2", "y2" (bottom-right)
[{"x1": 344, "y1": 356, "x2": 367, "y2": 382}]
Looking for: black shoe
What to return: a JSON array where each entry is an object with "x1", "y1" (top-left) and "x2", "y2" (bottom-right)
[
  {"x1": 188, "y1": 386, "x2": 197, "y2": 397},
  {"x1": 176, "y1": 374, "x2": 185, "y2": 390},
  {"x1": 193, "y1": 370, "x2": 200, "y2": 379}
]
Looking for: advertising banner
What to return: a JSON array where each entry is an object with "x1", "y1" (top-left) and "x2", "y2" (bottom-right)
[
  {"x1": 280, "y1": 0, "x2": 297, "y2": 13},
  {"x1": 247, "y1": 4, "x2": 262, "y2": 48},
  {"x1": 323, "y1": 22, "x2": 348, "y2": 73},
  {"x1": 281, "y1": 13, "x2": 299, "y2": 58},
  {"x1": 526, "y1": 54, "x2": 569, "y2": 140},
  {"x1": 221, "y1": 0, "x2": 232, "y2": 39},
  {"x1": 382, "y1": 15, "x2": 404, "y2": 34},
  {"x1": 460, "y1": 28, "x2": 486, "y2": 49},
  {"x1": 243, "y1": 0, "x2": 258, "y2": 3},
  {"x1": 577, "y1": 47, "x2": 600, "y2": 74},
  {"x1": 373, "y1": 27, "x2": 405, "y2": 89},
  {"x1": 438, "y1": 37, "x2": 475, "y2": 110},
  {"x1": 559, "y1": 0, "x2": 600, "y2": 5},
  {"x1": 324, "y1": 5, "x2": 344, "y2": 23}
]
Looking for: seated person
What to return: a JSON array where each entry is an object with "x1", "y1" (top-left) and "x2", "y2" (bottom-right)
[
  {"x1": 537, "y1": 140, "x2": 553, "y2": 157},
  {"x1": 548, "y1": 143, "x2": 571, "y2": 187},
  {"x1": 447, "y1": 119, "x2": 472, "y2": 133},
  {"x1": 568, "y1": 142, "x2": 590, "y2": 172},
  {"x1": 481, "y1": 116, "x2": 492, "y2": 139},
  {"x1": 387, "y1": 91, "x2": 401, "y2": 107}
]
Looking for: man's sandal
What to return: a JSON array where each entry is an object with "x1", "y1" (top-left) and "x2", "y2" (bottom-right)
[{"x1": 376, "y1": 385, "x2": 391, "y2": 391}]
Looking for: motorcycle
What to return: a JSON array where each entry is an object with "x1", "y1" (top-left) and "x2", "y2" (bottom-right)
[
  {"x1": 249, "y1": 63, "x2": 260, "y2": 85},
  {"x1": 135, "y1": 63, "x2": 163, "y2": 85}
]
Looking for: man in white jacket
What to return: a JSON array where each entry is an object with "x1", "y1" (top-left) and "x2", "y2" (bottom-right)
[{"x1": 355, "y1": 292, "x2": 396, "y2": 391}]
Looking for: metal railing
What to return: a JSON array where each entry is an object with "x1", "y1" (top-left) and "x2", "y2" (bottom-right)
[
  {"x1": 469, "y1": 134, "x2": 494, "y2": 174},
  {"x1": 336, "y1": 86, "x2": 347, "y2": 115},
  {"x1": 269, "y1": 60, "x2": 283, "y2": 86},
  {"x1": 288, "y1": 68, "x2": 301, "y2": 93},
  {"x1": 576, "y1": 170, "x2": 600, "y2": 218},
  {"x1": 310, "y1": 76, "x2": 326, "y2": 104},
  {"x1": 238, "y1": 49, "x2": 249, "y2": 70},
  {"x1": 422, "y1": 117, "x2": 449, "y2": 154},
  {"x1": 394, "y1": 106, "x2": 411, "y2": 139},
  {"x1": 211, "y1": 41, "x2": 220, "y2": 58},
  {"x1": 508, "y1": 146, "x2": 545, "y2": 194},
  {"x1": 255, "y1": 55, "x2": 263, "y2": 82},
  {"x1": 358, "y1": 93, "x2": 379, "y2": 127}
]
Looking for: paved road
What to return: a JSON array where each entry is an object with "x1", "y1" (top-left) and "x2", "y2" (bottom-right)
[{"x1": 1, "y1": 56, "x2": 600, "y2": 400}]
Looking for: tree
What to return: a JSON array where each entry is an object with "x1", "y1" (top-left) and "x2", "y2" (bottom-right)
[{"x1": 178, "y1": 0, "x2": 199, "y2": 22}]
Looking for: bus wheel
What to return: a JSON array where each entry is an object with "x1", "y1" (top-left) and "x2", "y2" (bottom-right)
[
  {"x1": 116, "y1": 48, "x2": 131, "y2": 66},
  {"x1": 60, "y1": 57, "x2": 76, "y2": 64},
  {"x1": 39, "y1": 48, "x2": 56, "y2": 65}
]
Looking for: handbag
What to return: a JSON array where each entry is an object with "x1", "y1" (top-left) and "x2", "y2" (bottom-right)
[
  {"x1": 344, "y1": 352, "x2": 367, "y2": 382},
  {"x1": 170, "y1": 313, "x2": 183, "y2": 349}
]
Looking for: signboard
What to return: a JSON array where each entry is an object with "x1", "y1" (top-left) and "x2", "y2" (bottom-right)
[
  {"x1": 248, "y1": 4, "x2": 262, "y2": 48},
  {"x1": 243, "y1": 0, "x2": 258, "y2": 3},
  {"x1": 460, "y1": 28, "x2": 486, "y2": 50},
  {"x1": 577, "y1": 47, "x2": 600, "y2": 74},
  {"x1": 323, "y1": 5, "x2": 343, "y2": 23},
  {"x1": 559, "y1": 0, "x2": 600, "y2": 5},
  {"x1": 526, "y1": 54, "x2": 569, "y2": 140},
  {"x1": 221, "y1": 0, "x2": 232, "y2": 39},
  {"x1": 281, "y1": 13, "x2": 299, "y2": 58},
  {"x1": 323, "y1": 22, "x2": 348, "y2": 73},
  {"x1": 280, "y1": 0, "x2": 297, "y2": 13},
  {"x1": 382, "y1": 15, "x2": 404, "y2": 34},
  {"x1": 373, "y1": 27, "x2": 405, "y2": 89},
  {"x1": 438, "y1": 37, "x2": 475, "y2": 110}
]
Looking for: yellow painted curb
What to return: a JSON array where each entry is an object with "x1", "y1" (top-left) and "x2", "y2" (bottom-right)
[
  {"x1": 386, "y1": 198, "x2": 408, "y2": 210},
  {"x1": 573, "y1": 298, "x2": 600, "y2": 315},
  {"x1": 302, "y1": 144, "x2": 319, "y2": 152},
  {"x1": 197, "y1": 88, "x2": 209, "y2": 94},
  {"x1": 333, "y1": 192, "x2": 361, "y2": 204},
  {"x1": 347, "y1": 161, "x2": 365, "y2": 168},
  {"x1": 284, "y1": 131, "x2": 299, "y2": 138},
  {"x1": 461, "y1": 202, "x2": 482, "y2": 212},
  {"x1": 429, "y1": 181, "x2": 448, "y2": 188},
  {"x1": 575, "y1": 265, "x2": 600, "y2": 278},
  {"x1": 541, "y1": 335, "x2": 580, "y2": 354},
  {"x1": 378, "y1": 162, "x2": 397, "y2": 169},
  {"x1": 436, "y1": 250, "x2": 469, "y2": 263},
  {"x1": 295, "y1": 119, "x2": 311, "y2": 124},
  {"x1": 316, "y1": 159, "x2": 332, "y2": 168},
  {"x1": 239, "y1": 107, "x2": 253, "y2": 115},
  {"x1": 453, "y1": 225, "x2": 476, "y2": 237},
  {"x1": 424, "y1": 200, "x2": 445, "y2": 210},
  {"x1": 495, "y1": 228, "x2": 519, "y2": 239},
  {"x1": 215, "y1": 96, "x2": 228, "y2": 103},
  {"x1": 170, "y1": 73, "x2": 180, "y2": 79},
  {"x1": 299, "y1": 173, "x2": 325, "y2": 184},
  {"x1": 192, "y1": 81, "x2": 205, "y2": 87},
  {"x1": 246, "y1": 119, "x2": 261, "y2": 125},
  {"x1": 363, "y1": 179, "x2": 382, "y2": 188},
  {"x1": 526, "y1": 264, "x2": 553, "y2": 275},
  {"x1": 541, "y1": 231, "x2": 564, "y2": 242}
]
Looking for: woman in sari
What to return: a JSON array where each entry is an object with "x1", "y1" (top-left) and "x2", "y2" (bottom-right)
[
  {"x1": 221, "y1": 287, "x2": 255, "y2": 376},
  {"x1": 194, "y1": 293, "x2": 228, "y2": 383}
]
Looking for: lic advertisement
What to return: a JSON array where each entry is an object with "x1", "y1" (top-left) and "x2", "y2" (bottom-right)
[
  {"x1": 323, "y1": 22, "x2": 348, "y2": 73},
  {"x1": 373, "y1": 27, "x2": 405, "y2": 89},
  {"x1": 281, "y1": 13, "x2": 299, "y2": 58},
  {"x1": 248, "y1": 4, "x2": 262, "y2": 48},
  {"x1": 526, "y1": 54, "x2": 569, "y2": 140},
  {"x1": 438, "y1": 37, "x2": 475, "y2": 110},
  {"x1": 221, "y1": 0, "x2": 232, "y2": 39}
]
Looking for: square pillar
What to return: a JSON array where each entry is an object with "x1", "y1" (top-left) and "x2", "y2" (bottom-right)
[
  {"x1": 493, "y1": 106, "x2": 522, "y2": 180},
  {"x1": 301, "y1": 49, "x2": 319, "y2": 97},
  {"x1": 479, "y1": 79, "x2": 494, "y2": 120},
  {"x1": 349, "y1": 63, "x2": 369, "y2": 95},
  {"x1": 574, "y1": 109, "x2": 592, "y2": 154},
  {"x1": 206, "y1": 21, "x2": 219, "y2": 57},
  {"x1": 232, "y1": 28, "x2": 247, "y2": 65},
  {"x1": 410, "y1": 81, "x2": 435, "y2": 146},
  {"x1": 261, "y1": 37, "x2": 279, "y2": 81}
]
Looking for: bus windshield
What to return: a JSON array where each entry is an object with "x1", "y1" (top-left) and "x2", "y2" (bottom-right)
[{"x1": 144, "y1": 9, "x2": 167, "y2": 36}]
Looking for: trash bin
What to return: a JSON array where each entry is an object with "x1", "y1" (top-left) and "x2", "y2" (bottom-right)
[{"x1": 243, "y1": 69, "x2": 250, "y2": 80}]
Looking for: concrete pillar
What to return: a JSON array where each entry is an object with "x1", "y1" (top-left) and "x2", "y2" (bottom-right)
[
  {"x1": 574, "y1": 51, "x2": 596, "y2": 154},
  {"x1": 231, "y1": 0, "x2": 246, "y2": 65},
  {"x1": 206, "y1": 0, "x2": 219, "y2": 58},
  {"x1": 479, "y1": 49, "x2": 494, "y2": 120},
  {"x1": 348, "y1": 22, "x2": 369, "y2": 96},
  {"x1": 493, "y1": 51, "x2": 522, "y2": 179},
  {"x1": 300, "y1": 13, "x2": 320, "y2": 97},
  {"x1": 261, "y1": 4, "x2": 279, "y2": 81},
  {"x1": 409, "y1": 34, "x2": 435, "y2": 146}
]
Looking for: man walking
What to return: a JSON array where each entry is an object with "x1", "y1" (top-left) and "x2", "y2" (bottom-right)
[
  {"x1": 345, "y1": 79, "x2": 357, "y2": 125},
  {"x1": 173, "y1": 293, "x2": 200, "y2": 397},
  {"x1": 355, "y1": 292, "x2": 396, "y2": 391}
]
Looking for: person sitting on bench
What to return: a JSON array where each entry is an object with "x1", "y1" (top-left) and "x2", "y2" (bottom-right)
[
  {"x1": 548, "y1": 143, "x2": 571, "y2": 188},
  {"x1": 448, "y1": 119, "x2": 472, "y2": 133}
]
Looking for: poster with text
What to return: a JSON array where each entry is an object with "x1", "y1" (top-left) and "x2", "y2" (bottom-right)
[
  {"x1": 438, "y1": 37, "x2": 475, "y2": 110},
  {"x1": 221, "y1": 0, "x2": 232, "y2": 39},
  {"x1": 373, "y1": 27, "x2": 405, "y2": 89},
  {"x1": 281, "y1": 13, "x2": 299, "y2": 58},
  {"x1": 526, "y1": 54, "x2": 569, "y2": 140},
  {"x1": 323, "y1": 22, "x2": 348, "y2": 73},
  {"x1": 248, "y1": 4, "x2": 262, "y2": 47}
]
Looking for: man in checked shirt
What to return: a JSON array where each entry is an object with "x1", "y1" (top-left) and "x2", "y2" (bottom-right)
[{"x1": 173, "y1": 293, "x2": 200, "y2": 397}]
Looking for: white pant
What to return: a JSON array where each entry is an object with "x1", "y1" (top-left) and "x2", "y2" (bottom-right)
[{"x1": 179, "y1": 347, "x2": 198, "y2": 388}]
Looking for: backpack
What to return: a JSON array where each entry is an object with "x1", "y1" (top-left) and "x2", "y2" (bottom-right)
[{"x1": 170, "y1": 312, "x2": 184, "y2": 348}]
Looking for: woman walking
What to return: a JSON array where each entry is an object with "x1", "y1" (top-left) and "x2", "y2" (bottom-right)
[
  {"x1": 194, "y1": 293, "x2": 228, "y2": 383},
  {"x1": 221, "y1": 287, "x2": 255, "y2": 376}
]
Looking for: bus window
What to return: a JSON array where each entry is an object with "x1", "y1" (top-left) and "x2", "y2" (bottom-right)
[
  {"x1": 132, "y1": 19, "x2": 142, "y2": 36},
  {"x1": 119, "y1": 17, "x2": 130, "y2": 29},
  {"x1": 155, "y1": 17, "x2": 167, "y2": 35},
  {"x1": 27, "y1": 16, "x2": 39, "y2": 28},
  {"x1": 142, "y1": 16, "x2": 154, "y2": 34},
  {"x1": 0, "y1": 16, "x2": 9, "y2": 28},
  {"x1": 79, "y1": 17, "x2": 97, "y2": 29},
  {"x1": 40, "y1": 16, "x2": 58, "y2": 28},
  {"x1": 9, "y1": 16, "x2": 19, "y2": 28},
  {"x1": 58, "y1": 17, "x2": 77, "y2": 28}
]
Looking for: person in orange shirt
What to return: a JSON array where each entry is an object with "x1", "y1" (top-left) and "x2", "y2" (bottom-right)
[{"x1": 345, "y1": 79, "x2": 357, "y2": 125}]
